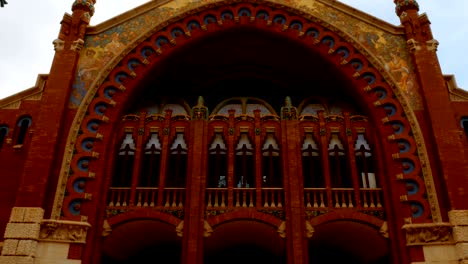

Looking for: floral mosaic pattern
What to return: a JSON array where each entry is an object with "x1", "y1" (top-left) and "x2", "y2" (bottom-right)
[{"x1": 70, "y1": 0, "x2": 422, "y2": 110}]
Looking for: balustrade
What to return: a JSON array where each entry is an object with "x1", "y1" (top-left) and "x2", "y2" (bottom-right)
[{"x1": 107, "y1": 187, "x2": 383, "y2": 212}]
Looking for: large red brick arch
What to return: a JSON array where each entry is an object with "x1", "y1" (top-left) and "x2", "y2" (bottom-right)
[{"x1": 54, "y1": 1, "x2": 438, "y2": 235}]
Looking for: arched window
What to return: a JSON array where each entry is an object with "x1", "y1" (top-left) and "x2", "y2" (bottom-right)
[
  {"x1": 461, "y1": 117, "x2": 468, "y2": 139},
  {"x1": 328, "y1": 133, "x2": 350, "y2": 187},
  {"x1": 15, "y1": 116, "x2": 32, "y2": 145},
  {"x1": 166, "y1": 130, "x2": 188, "y2": 187},
  {"x1": 0, "y1": 125, "x2": 9, "y2": 150},
  {"x1": 354, "y1": 133, "x2": 376, "y2": 188},
  {"x1": 261, "y1": 132, "x2": 281, "y2": 187},
  {"x1": 113, "y1": 132, "x2": 136, "y2": 187},
  {"x1": 208, "y1": 132, "x2": 228, "y2": 188},
  {"x1": 235, "y1": 131, "x2": 254, "y2": 188},
  {"x1": 140, "y1": 131, "x2": 162, "y2": 187},
  {"x1": 302, "y1": 132, "x2": 322, "y2": 188}
]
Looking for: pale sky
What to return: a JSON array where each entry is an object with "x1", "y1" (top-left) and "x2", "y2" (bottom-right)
[{"x1": 0, "y1": 0, "x2": 466, "y2": 99}]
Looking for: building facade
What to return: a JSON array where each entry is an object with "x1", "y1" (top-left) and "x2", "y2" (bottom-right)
[{"x1": 0, "y1": 0, "x2": 467, "y2": 263}]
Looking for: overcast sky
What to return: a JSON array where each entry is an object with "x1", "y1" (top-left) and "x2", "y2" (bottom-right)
[{"x1": 0, "y1": 0, "x2": 466, "y2": 99}]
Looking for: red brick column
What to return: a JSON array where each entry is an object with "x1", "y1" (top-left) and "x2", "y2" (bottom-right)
[
  {"x1": 15, "y1": 2, "x2": 93, "y2": 208},
  {"x1": 282, "y1": 120, "x2": 308, "y2": 264},
  {"x1": 396, "y1": 6, "x2": 468, "y2": 210},
  {"x1": 181, "y1": 119, "x2": 208, "y2": 264}
]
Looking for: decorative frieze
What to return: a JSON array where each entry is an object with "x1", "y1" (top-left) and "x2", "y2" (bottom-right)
[
  {"x1": 403, "y1": 223, "x2": 453, "y2": 246},
  {"x1": 39, "y1": 220, "x2": 91, "y2": 244}
]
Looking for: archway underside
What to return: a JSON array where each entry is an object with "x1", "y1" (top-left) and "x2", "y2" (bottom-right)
[{"x1": 57, "y1": 1, "x2": 437, "y2": 236}]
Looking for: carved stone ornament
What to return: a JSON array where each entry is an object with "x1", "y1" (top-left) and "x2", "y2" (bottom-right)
[
  {"x1": 39, "y1": 219, "x2": 91, "y2": 244},
  {"x1": 203, "y1": 220, "x2": 213, "y2": 237},
  {"x1": 407, "y1": 39, "x2": 421, "y2": 53},
  {"x1": 380, "y1": 221, "x2": 389, "y2": 238},
  {"x1": 71, "y1": 38, "x2": 85, "y2": 52},
  {"x1": 53, "y1": 38, "x2": 65, "y2": 51},
  {"x1": 176, "y1": 220, "x2": 184, "y2": 237},
  {"x1": 426, "y1": 39, "x2": 439, "y2": 51},
  {"x1": 277, "y1": 221, "x2": 286, "y2": 238},
  {"x1": 305, "y1": 221, "x2": 314, "y2": 238},
  {"x1": 402, "y1": 223, "x2": 453, "y2": 246}
]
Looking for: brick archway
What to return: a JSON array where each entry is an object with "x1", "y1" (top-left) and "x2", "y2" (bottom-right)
[{"x1": 54, "y1": 1, "x2": 439, "y2": 238}]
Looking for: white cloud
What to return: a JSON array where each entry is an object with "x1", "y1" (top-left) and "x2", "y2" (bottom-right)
[{"x1": 0, "y1": 0, "x2": 466, "y2": 99}]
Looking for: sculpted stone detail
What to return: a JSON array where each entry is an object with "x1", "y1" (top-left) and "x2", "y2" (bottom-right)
[
  {"x1": 403, "y1": 223, "x2": 453, "y2": 245},
  {"x1": 277, "y1": 221, "x2": 286, "y2": 238},
  {"x1": 203, "y1": 220, "x2": 213, "y2": 237},
  {"x1": 192, "y1": 96, "x2": 208, "y2": 120},
  {"x1": 53, "y1": 39, "x2": 65, "y2": 51},
  {"x1": 407, "y1": 39, "x2": 421, "y2": 53},
  {"x1": 176, "y1": 220, "x2": 184, "y2": 237},
  {"x1": 102, "y1": 219, "x2": 112, "y2": 237},
  {"x1": 426, "y1": 39, "x2": 439, "y2": 51},
  {"x1": 305, "y1": 221, "x2": 314, "y2": 238},
  {"x1": 71, "y1": 39, "x2": 85, "y2": 52},
  {"x1": 39, "y1": 220, "x2": 91, "y2": 244},
  {"x1": 380, "y1": 221, "x2": 389, "y2": 238}
]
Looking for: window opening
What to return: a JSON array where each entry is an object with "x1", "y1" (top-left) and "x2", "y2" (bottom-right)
[
  {"x1": 141, "y1": 132, "x2": 162, "y2": 187},
  {"x1": 328, "y1": 133, "x2": 349, "y2": 187},
  {"x1": 113, "y1": 132, "x2": 136, "y2": 187},
  {"x1": 15, "y1": 117, "x2": 32, "y2": 145},
  {"x1": 208, "y1": 132, "x2": 228, "y2": 188},
  {"x1": 354, "y1": 133, "x2": 376, "y2": 188},
  {"x1": 235, "y1": 132, "x2": 254, "y2": 188},
  {"x1": 0, "y1": 126, "x2": 8, "y2": 150},
  {"x1": 462, "y1": 117, "x2": 468, "y2": 139},
  {"x1": 167, "y1": 131, "x2": 188, "y2": 187},
  {"x1": 302, "y1": 132, "x2": 322, "y2": 187},
  {"x1": 261, "y1": 132, "x2": 281, "y2": 187}
]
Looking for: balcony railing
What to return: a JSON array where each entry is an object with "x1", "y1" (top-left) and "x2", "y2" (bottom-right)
[
  {"x1": 304, "y1": 187, "x2": 383, "y2": 210},
  {"x1": 107, "y1": 187, "x2": 383, "y2": 212}
]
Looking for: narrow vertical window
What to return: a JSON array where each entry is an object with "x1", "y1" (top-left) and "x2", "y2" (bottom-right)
[
  {"x1": 262, "y1": 132, "x2": 281, "y2": 187},
  {"x1": 167, "y1": 131, "x2": 188, "y2": 187},
  {"x1": 302, "y1": 132, "x2": 322, "y2": 187},
  {"x1": 113, "y1": 132, "x2": 136, "y2": 187},
  {"x1": 462, "y1": 117, "x2": 468, "y2": 139},
  {"x1": 235, "y1": 132, "x2": 254, "y2": 188},
  {"x1": 15, "y1": 117, "x2": 32, "y2": 145},
  {"x1": 141, "y1": 131, "x2": 162, "y2": 187},
  {"x1": 328, "y1": 133, "x2": 349, "y2": 187},
  {"x1": 208, "y1": 132, "x2": 228, "y2": 188},
  {"x1": 354, "y1": 133, "x2": 376, "y2": 188},
  {"x1": 0, "y1": 126, "x2": 8, "y2": 150}
]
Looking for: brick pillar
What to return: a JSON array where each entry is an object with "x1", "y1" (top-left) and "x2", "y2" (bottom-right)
[
  {"x1": 395, "y1": 0, "x2": 468, "y2": 209},
  {"x1": 281, "y1": 119, "x2": 308, "y2": 264},
  {"x1": 14, "y1": 0, "x2": 94, "y2": 207},
  {"x1": 181, "y1": 119, "x2": 208, "y2": 264}
]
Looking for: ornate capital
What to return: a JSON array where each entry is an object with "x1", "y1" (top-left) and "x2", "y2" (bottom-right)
[
  {"x1": 39, "y1": 219, "x2": 91, "y2": 244},
  {"x1": 72, "y1": 0, "x2": 95, "y2": 16},
  {"x1": 402, "y1": 223, "x2": 453, "y2": 246},
  {"x1": 394, "y1": 0, "x2": 420, "y2": 17},
  {"x1": 281, "y1": 96, "x2": 297, "y2": 120},
  {"x1": 192, "y1": 96, "x2": 209, "y2": 120}
]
